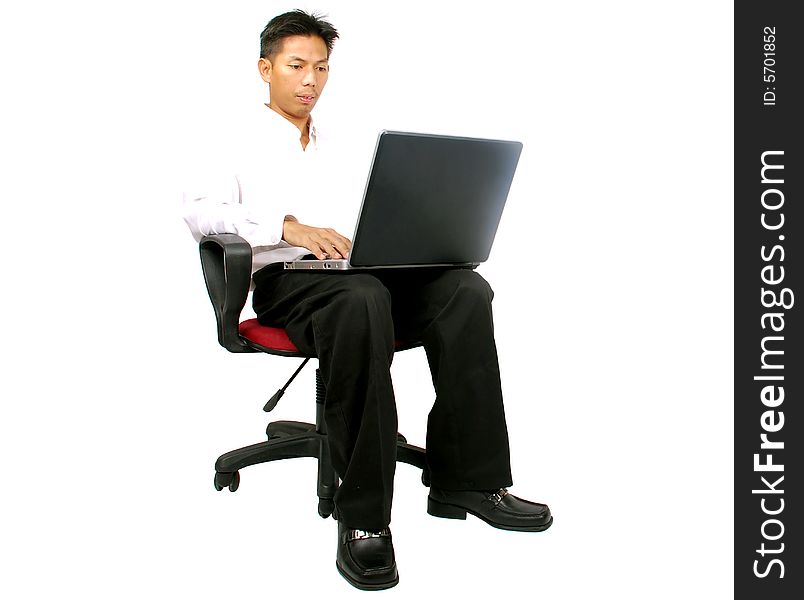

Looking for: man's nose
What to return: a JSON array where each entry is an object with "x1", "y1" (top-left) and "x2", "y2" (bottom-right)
[{"x1": 301, "y1": 66, "x2": 317, "y2": 86}]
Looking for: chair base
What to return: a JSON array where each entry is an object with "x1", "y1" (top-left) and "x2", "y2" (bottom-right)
[
  {"x1": 214, "y1": 420, "x2": 429, "y2": 517},
  {"x1": 213, "y1": 369, "x2": 430, "y2": 517}
]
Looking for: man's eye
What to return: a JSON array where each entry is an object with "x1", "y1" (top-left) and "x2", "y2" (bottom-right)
[
  {"x1": 289, "y1": 64, "x2": 302, "y2": 69},
  {"x1": 317, "y1": 66, "x2": 328, "y2": 72}
]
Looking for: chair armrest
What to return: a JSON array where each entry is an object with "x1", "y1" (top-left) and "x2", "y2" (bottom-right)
[{"x1": 199, "y1": 234, "x2": 256, "y2": 353}]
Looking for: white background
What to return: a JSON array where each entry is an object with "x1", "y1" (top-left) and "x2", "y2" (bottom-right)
[{"x1": 1, "y1": 1, "x2": 733, "y2": 598}]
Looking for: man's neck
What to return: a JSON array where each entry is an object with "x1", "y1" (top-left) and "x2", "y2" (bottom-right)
[{"x1": 266, "y1": 103, "x2": 310, "y2": 149}]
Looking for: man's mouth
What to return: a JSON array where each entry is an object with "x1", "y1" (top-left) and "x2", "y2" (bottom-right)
[{"x1": 298, "y1": 95, "x2": 315, "y2": 104}]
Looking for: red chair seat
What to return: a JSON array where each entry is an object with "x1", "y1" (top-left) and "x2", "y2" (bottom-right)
[
  {"x1": 238, "y1": 319, "x2": 304, "y2": 354},
  {"x1": 238, "y1": 318, "x2": 420, "y2": 355}
]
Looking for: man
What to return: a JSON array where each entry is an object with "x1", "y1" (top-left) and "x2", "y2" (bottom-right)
[{"x1": 183, "y1": 10, "x2": 551, "y2": 591}]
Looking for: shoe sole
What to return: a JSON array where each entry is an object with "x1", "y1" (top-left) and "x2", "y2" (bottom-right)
[
  {"x1": 427, "y1": 496, "x2": 554, "y2": 532},
  {"x1": 336, "y1": 561, "x2": 399, "y2": 591}
]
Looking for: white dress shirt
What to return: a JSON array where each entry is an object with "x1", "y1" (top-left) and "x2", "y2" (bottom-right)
[{"x1": 182, "y1": 105, "x2": 360, "y2": 274}]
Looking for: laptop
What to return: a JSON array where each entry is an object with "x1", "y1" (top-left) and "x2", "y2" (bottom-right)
[{"x1": 284, "y1": 130, "x2": 523, "y2": 271}]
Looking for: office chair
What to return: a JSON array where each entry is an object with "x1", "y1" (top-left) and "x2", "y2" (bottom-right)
[{"x1": 199, "y1": 233, "x2": 429, "y2": 519}]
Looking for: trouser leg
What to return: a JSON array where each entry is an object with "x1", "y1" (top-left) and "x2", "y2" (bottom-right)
[
  {"x1": 379, "y1": 268, "x2": 513, "y2": 491},
  {"x1": 253, "y1": 268, "x2": 397, "y2": 531}
]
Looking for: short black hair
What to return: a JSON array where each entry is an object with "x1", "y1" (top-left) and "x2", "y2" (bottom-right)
[{"x1": 259, "y1": 10, "x2": 339, "y2": 60}]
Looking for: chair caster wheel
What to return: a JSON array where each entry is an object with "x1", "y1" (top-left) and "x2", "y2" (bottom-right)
[
  {"x1": 214, "y1": 471, "x2": 240, "y2": 492},
  {"x1": 421, "y1": 469, "x2": 431, "y2": 487},
  {"x1": 318, "y1": 498, "x2": 335, "y2": 519}
]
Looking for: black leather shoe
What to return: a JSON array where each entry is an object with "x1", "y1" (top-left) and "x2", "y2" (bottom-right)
[
  {"x1": 335, "y1": 520, "x2": 399, "y2": 590},
  {"x1": 428, "y1": 487, "x2": 553, "y2": 532}
]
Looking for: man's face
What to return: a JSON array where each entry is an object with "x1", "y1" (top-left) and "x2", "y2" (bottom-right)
[{"x1": 259, "y1": 35, "x2": 329, "y2": 123}]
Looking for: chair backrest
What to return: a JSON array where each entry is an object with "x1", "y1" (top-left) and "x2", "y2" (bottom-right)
[{"x1": 199, "y1": 234, "x2": 256, "y2": 353}]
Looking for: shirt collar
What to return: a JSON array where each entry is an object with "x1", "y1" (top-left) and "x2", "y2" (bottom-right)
[{"x1": 263, "y1": 104, "x2": 318, "y2": 151}]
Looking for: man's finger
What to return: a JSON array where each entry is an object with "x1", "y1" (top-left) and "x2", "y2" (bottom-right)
[
  {"x1": 329, "y1": 239, "x2": 349, "y2": 258},
  {"x1": 329, "y1": 233, "x2": 352, "y2": 257},
  {"x1": 323, "y1": 241, "x2": 342, "y2": 259},
  {"x1": 314, "y1": 236, "x2": 343, "y2": 259},
  {"x1": 318, "y1": 232, "x2": 350, "y2": 259},
  {"x1": 306, "y1": 227, "x2": 353, "y2": 260},
  {"x1": 308, "y1": 240, "x2": 330, "y2": 260}
]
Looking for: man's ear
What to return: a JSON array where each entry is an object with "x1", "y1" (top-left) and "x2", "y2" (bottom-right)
[{"x1": 258, "y1": 57, "x2": 272, "y2": 83}]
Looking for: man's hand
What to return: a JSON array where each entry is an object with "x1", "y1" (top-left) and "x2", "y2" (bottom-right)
[{"x1": 282, "y1": 218, "x2": 352, "y2": 260}]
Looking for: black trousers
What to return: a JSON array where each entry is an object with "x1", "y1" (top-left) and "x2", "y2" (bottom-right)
[{"x1": 252, "y1": 264, "x2": 513, "y2": 530}]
